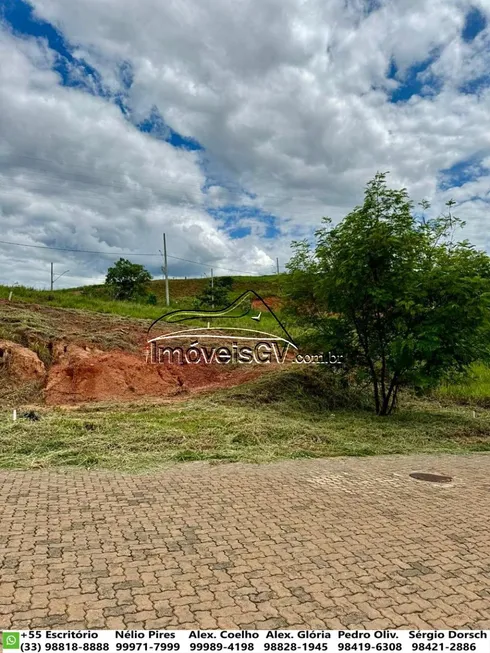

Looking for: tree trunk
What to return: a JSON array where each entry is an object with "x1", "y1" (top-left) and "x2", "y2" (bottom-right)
[
  {"x1": 370, "y1": 375, "x2": 380, "y2": 414},
  {"x1": 378, "y1": 381, "x2": 399, "y2": 416}
]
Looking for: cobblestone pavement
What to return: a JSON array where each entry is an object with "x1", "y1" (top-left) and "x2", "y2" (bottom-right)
[{"x1": 1, "y1": 454, "x2": 489, "y2": 631}]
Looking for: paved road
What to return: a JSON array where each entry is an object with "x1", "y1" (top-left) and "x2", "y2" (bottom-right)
[{"x1": 1, "y1": 454, "x2": 489, "y2": 630}]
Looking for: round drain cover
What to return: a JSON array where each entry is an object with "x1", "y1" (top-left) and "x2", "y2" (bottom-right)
[{"x1": 410, "y1": 472, "x2": 452, "y2": 483}]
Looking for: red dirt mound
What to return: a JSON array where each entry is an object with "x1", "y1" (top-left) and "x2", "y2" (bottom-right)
[
  {"x1": 45, "y1": 345, "x2": 269, "y2": 405},
  {"x1": 0, "y1": 340, "x2": 46, "y2": 382},
  {"x1": 0, "y1": 301, "x2": 276, "y2": 406},
  {"x1": 46, "y1": 348, "x2": 180, "y2": 405}
]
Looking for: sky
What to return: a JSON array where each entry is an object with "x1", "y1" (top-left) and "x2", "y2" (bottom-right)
[{"x1": 1, "y1": 0, "x2": 490, "y2": 288}]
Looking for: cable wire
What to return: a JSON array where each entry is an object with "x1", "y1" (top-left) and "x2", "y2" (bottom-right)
[{"x1": 0, "y1": 238, "x2": 275, "y2": 276}]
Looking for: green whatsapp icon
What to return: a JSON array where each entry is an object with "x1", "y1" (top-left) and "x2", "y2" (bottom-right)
[{"x1": 3, "y1": 632, "x2": 20, "y2": 649}]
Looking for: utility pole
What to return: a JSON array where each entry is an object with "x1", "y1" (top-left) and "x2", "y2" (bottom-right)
[
  {"x1": 276, "y1": 257, "x2": 279, "y2": 274},
  {"x1": 211, "y1": 268, "x2": 214, "y2": 309},
  {"x1": 163, "y1": 233, "x2": 169, "y2": 307},
  {"x1": 50, "y1": 263, "x2": 69, "y2": 290}
]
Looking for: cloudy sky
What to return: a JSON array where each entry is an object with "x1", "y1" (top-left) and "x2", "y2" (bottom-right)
[{"x1": 1, "y1": 0, "x2": 490, "y2": 288}]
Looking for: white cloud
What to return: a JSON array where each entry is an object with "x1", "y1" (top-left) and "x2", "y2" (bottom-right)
[
  {"x1": 0, "y1": 26, "x2": 279, "y2": 287},
  {"x1": 1, "y1": 0, "x2": 490, "y2": 288}
]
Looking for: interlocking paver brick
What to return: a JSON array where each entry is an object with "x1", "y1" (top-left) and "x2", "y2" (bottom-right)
[{"x1": 1, "y1": 453, "x2": 489, "y2": 629}]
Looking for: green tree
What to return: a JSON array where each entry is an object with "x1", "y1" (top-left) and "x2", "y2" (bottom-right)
[
  {"x1": 219, "y1": 276, "x2": 234, "y2": 290},
  {"x1": 285, "y1": 173, "x2": 490, "y2": 415},
  {"x1": 194, "y1": 278, "x2": 231, "y2": 309},
  {"x1": 105, "y1": 258, "x2": 152, "y2": 300}
]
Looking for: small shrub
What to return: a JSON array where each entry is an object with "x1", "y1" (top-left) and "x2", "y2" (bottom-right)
[
  {"x1": 225, "y1": 367, "x2": 372, "y2": 412},
  {"x1": 219, "y1": 276, "x2": 234, "y2": 290}
]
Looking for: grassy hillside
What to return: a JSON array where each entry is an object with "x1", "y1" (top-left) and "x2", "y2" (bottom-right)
[
  {"x1": 0, "y1": 300, "x2": 146, "y2": 355},
  {"x1": 152, "y1": 275, "x2": 284, "y2": 303},
  {"x1": 0, "y1": 274, "x2": 284, "y2": 320}
]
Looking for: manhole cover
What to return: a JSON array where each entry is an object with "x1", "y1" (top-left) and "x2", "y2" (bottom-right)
[{"x1": 410, "y1": 472, "x2": 452, "y2": 483}]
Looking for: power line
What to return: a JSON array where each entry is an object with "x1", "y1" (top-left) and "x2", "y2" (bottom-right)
[
  {"x1": 0, "y1": 238, "x2": 158, "y2": 256},
  {"x1": 0, "y1": 152, "x2": 287, "y2": 278},
  {"x1": 0, "y1": 238, "x2": 274, "y2": 276}
]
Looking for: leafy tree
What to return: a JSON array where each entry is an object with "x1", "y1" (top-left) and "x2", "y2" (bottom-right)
[
  {"x1": 105, "y1": 258, "x2": 152, "y2": 300},
  {"x1": 219, "y1": 276, "x2": 234, "y2": 290},
  {"x1": 194, "y1": 278, "x2": 231, "y2": 309},
  {"x1": 285, "y1": 173, "x2": 490, "y2": 415}
]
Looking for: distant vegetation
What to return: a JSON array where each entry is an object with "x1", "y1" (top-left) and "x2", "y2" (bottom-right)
[
  {"x1": 193, "y1": 276, "x2": 234, "y2": 309},
  {"x1": 0, "y1": 274, "x2": 284, "y2": 319}
]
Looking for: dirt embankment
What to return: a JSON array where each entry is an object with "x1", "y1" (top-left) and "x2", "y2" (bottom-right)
[
  {"x1": 251, "y1": 296, "x2": 283, "y2": 311},
  {"x1": 0, "y1": 300, "x2": 271, "y2": 406},
  {"x1": 44, "y1": 343, "x2": 266, "y2": 405}
]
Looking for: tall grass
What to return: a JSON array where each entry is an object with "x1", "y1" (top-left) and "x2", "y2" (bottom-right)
[
  {"x1": 0, "y1": 285, "x2": 170, "y2": 319},
  {"x1": 436, "y1": 363, "x2": 490, "y2": 407}
]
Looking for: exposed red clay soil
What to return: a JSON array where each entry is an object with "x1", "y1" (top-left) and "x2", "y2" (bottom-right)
[
  {"x1": 0, "y1": 300, "x2": 277, "y2": 406},
  {"x1": 45, "y1": 344, "x2": 268, "y2": 406},
  {"x1": 0, "y1": 340, "x2": 46, "y2": 382},
  {"x1": 251, "y1": 296, "x2": 283, "y2": 311}
]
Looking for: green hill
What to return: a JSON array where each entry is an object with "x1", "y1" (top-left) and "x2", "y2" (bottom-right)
[{"x1": 0, "y1": 274, "x2": 285, "y2": 320}]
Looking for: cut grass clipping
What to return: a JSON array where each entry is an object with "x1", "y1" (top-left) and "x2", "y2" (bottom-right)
[{"x1": 0, "y1": 369, "x2": 488, "y2": 471}]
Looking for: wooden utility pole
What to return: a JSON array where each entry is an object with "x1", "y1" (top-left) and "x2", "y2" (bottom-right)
[
  {"x1": 276, "y1": 257, "x2": 279, "y2": 274},
  {"x1": 211, "y1": 268, "x2": 214, "y2": 309},
  {"x1": 163, "y1": 233, "x2": 169, "y2": 306},
  {"x1": 50, "y1": 262, "x2": 54, "y2": 291}
]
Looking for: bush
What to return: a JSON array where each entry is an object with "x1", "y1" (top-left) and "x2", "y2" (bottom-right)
[
  {"x1": 194, "y1": 279, "x2": 230, "y2": 309},
  {"x1": 225, "y1": 367, "x2": 372, "y2": 412},
  {"x1": 219, "y1": 276, "x2": 234, "y2": 290}
]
